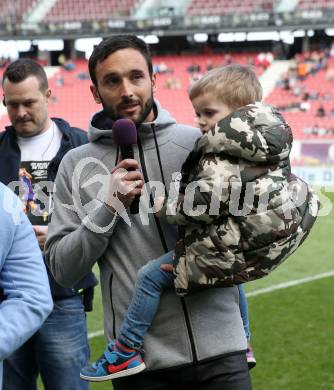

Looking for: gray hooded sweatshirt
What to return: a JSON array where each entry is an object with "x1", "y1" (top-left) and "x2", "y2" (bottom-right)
[{"x1": 45, "y1": 101, "x2": 247, "y2": 371}]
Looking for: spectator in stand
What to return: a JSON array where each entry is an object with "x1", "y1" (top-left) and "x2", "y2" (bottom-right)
[
  {"x1": 247, "y1": 56, "x2": 254, "y2": 66},
  {"x1": 312, "y1": 125, "x2": 327, "y2": 136},
  {"x1": 322, "y1": 92, "x2": 332, "y2": 101},
  {"x1": 187, "y1": 62, "x2": 201, "y2": 73},
  {"x1": 292, "y1": 83, "x2": 303, "y2": 97},
  {"x1": 55, "y1": 73, "x2": 64, "y2": 86},
  {"x1": 188, "y1": 72, "x2": 203, "y2": 89},
  {"x1": 58, "y1": 53, "x2": 76, "y2": 71},
  {"x1": 256, "y1": 52, "x2": 273, "y2": 70},
  {"x1": 224, "y1": 53, "x2": 232, "y2": 65},
  {"x1": 283, "y1": 75, "x2": 291, "y2": 90},
  {"x1": 63, "y1": 59, "x2": 75, "y2": 71},
  {"x1": 164, "y1": 77, "x2": 181, "y2": 89},
  {"x1": 153, "y1": 61, "x2": 173, "y2": 74},
  {"x1": 279, "y1": 69, "x2": 298, "y2": 91},
  {"x1": 58, "y1": 53, "x2": 66, "y2": 65},
  {"x1": 265, "y1": 52, "x2": 274, "y2": 66},
  {"x1": 300, "y1": 100, "x2": 311, "y2": 112},
  {"x1": 206, "y1": 59, "x2": 214, "y2": 71},
  {"x1": 77, "y1": 72, "x2": 90, "y2": 80},
  {"x1": 297, "y1": 61, "x2": 308, "y2": 80},
  {"x1": 325, "y1": 67, "x2": 334, "y2": 81},
  {"x1": 309, "y1": 91, "x2": 320, "y2": 101},
  {"x1": 316, "y1": 105, "x2": 326, "y2": 118},
  {"x1": 302, "y1": 91, "x2": 310, "y2": 101}
]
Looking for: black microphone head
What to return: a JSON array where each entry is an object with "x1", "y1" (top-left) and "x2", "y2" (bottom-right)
[{"x1": 112, "y1": 119, "x2": 137, "y2": 145}]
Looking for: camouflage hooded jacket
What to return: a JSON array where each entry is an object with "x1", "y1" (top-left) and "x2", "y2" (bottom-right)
[{"x1": 163, "y1": 103, "x2": 319, "y2": 295}]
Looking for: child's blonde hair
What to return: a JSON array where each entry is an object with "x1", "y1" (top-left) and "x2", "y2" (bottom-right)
[{"x1": 189, "y1": 64, "x2": 263, "y2": 111}]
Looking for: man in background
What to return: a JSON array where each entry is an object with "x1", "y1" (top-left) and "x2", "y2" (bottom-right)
[{"x1": 0, "y1": 58, "x2": 97, "y2": 390}]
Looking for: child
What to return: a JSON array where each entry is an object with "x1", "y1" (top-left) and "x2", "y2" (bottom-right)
[{"x1": 80, "y1": 65, "x2": 318, "y2": 381}]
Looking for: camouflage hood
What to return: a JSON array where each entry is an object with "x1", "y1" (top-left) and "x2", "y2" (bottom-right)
[{"x1": 195, "y1": 102, "x2": 293, "y2": 163}]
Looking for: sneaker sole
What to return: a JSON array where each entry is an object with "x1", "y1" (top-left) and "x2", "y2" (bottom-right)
[{"x1": 80, "y1": 362, "x2": 146, "y2": 382}]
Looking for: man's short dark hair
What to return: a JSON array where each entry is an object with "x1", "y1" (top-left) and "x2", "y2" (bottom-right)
[
  {"x1": 2, "y1": 58, "x2": 48, "y2": 91},
  {"x1": 88, "y1": 35, "x2": 153, "y2": 86}
]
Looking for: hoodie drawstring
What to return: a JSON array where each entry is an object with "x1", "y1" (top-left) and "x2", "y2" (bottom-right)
[{"x1": 151, "y1": 124, "x2": 168, "y2": 198}]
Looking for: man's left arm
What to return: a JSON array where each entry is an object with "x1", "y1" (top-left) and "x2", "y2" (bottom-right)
[{"x1": 0, "y1": 211, "x2": 52, "y2": 361}]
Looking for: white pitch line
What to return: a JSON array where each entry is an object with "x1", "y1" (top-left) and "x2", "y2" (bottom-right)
[
  {"x1": 87, "y1": 270, "x2": 334, "y2": 339},
  {"x1": 88, "y1": 329, "x2": 104, "y2": 339},
  {"x1": 246, "y1": 270, "x2": 334, "y2": 298}
]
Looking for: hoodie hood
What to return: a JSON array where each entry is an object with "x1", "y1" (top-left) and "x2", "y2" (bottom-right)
[
  {"x1": 88, "y1": 100, "x2": 177, "y2": 149},
  {"x1": 197, "y1": 102, "x2": 293, "y2": 163}
]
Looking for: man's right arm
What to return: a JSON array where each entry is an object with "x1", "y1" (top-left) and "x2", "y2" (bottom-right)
[
  {"x1": 44, "y1": 153, "x2": 118, "y2": 287},
  {"x1": 44, "y1": 154, "x2": 144, "y2": 287}
]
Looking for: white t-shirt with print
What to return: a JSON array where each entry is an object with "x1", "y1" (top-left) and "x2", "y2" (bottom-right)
[{"x1": 17, "y1": 121, "x2": 62, "y2": 225}]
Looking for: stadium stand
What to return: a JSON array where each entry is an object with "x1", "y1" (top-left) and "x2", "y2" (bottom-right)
[
  {"x1": 187, "y1": 0, "x2": 274, "y2": 16},
  {"x1": 0, "y1": 53, "x2": 261, "y2": 131},
  {"x1": 1, "y1": 50, "x2": 334, "y2": 140},
  {"x1": 0, "y1": 0, "x2": 35, "y2": 22},
  {"x1": 298, "y1": 0, "x2": 334, "y2": 9},
  {"x1": 9, "y1": 0, "x2": 334, "y2": 24},
  {"x1": 266, "y1": 53, "x2": 334, "y2": 139},
  {"x1": 153, "y1": 52, "x2": 263, "y2": 126},
  {"x1": 44, "y1": 0, "x2": 139, "y2": 22},
  {"x1": 0, "y1": 0, "x2": 333, "y2": 141}
]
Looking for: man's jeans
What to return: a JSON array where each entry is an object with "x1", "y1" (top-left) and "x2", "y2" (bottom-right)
[{"x1": 3, "y1": 295, "x2": 89, "y2": 390}]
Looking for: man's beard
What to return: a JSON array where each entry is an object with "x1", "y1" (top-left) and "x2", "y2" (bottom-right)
[
  {"x1": 100, "y1": 92, "x2": 154, "y2": 125},
  {"x1": 137, "y1": 95, "x2": 154, "y2": 125}
]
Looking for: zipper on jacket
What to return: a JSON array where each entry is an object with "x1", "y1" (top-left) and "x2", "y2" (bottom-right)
[
  {"x1": 137, "y1": 129, "x2": 198, "y2": 363},
  {"x1": 180, "y1": 297, "x2": 198, "y2": 363},
  {"x1": 109, "y1": 151, "x2": 120, "y2": 340}
]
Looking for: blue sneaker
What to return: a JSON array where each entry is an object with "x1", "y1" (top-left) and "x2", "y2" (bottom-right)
[{"x1": 80, "y1": 341, "x2": 146, "y2": 382}]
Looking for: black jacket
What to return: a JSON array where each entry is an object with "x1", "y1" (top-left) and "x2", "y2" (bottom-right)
[{"x1": 0, "y1": 118, "x2": 97, "y2": 303}]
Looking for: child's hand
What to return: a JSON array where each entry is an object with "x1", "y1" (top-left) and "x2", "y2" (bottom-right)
[
  {"x1": 153, "y1": 196, "x2": 165, "y2": 216},
  {"x1": 160, "y1": 263, "x2": 173, "y2": 272}
]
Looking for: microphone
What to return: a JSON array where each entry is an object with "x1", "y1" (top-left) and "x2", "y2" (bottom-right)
[{"x1": 112, "y1": 119, "x2": 140, "y2": 214}]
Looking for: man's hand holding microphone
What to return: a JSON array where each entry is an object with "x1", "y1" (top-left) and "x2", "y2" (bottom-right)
[{"x1": 104, "y1": 119, "x2": 144, "y2": 214}]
